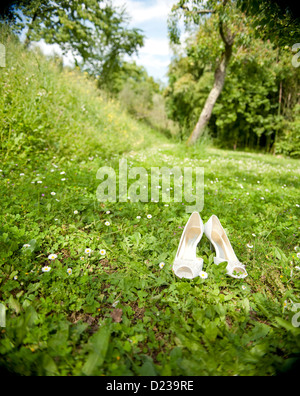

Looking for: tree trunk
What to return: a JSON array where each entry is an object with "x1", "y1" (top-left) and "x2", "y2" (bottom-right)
[{"x1": 187, "y1": 21, "x2": 234, "y2": 146}]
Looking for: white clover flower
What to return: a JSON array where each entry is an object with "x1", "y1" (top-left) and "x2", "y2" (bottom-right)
[
  {"x1": 147, "y1": 214, "x2": 152, "y2": 219},
  {"x1": 48, "y1": 254, "x2": 57, "y2": 260},
  {"x1": 199, "y1": 271, "x2": 208, "y2": 279},
  {"x1": 42, "y1": 266, "x2": 51, "y2": 272},
  {"x1": 159, "y1": 262, "x2": 165, "y2": 269},
  {"x1": 100, "y1": 249, "x2": 106, "y2": 256},
  {"x1": 85, "y1": 248, "x2": 92, "y2": 254},
  {"x1": 247, "y1": 244, "x2": 253, "y2": 249},
  {"x1": 67, "y1": 268, "x2": 72, "y2": 275},
  {"x1": 105, "y1": 221, "x2": 110, "y2": 226}
]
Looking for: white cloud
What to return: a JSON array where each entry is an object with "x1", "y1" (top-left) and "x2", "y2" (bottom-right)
[
  {"x1": 114, "y1": 0, "x2": 176, "y2": 24},
  {"x1": 140, "y1": 37, "x2": 170, "y2": 56}
]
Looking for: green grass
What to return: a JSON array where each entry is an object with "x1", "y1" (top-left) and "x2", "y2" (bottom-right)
[{"x1": 1, "y1": 33, "x2": 300, "y2": 376}]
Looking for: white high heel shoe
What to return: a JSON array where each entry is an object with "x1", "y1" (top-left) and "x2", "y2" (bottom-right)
[
  {"x1": 173, "y1": 212, "x2": 204, "y2": 279},
  {"x1": 204, "y1": 215, "x2": 248, "y2": 279}
]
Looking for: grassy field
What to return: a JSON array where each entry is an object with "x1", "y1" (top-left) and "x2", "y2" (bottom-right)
[{"x1": 0, "y1": 34, "x2": 300, "y2": 376}]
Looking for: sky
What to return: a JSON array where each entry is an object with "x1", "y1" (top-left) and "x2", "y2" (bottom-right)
[
  {"x1": 113, "y1": 0, "x2": 178, "y2": 83},
  {"x1": 32, "y1": 0, "x2": 179, "y2": 84}
]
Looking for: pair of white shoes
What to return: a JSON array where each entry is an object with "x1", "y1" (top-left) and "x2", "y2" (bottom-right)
[{"x1": 173, "y1": 213, "x2": 248, "y2": 280}]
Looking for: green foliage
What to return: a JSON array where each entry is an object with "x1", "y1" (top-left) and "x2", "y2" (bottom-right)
[
  {"x1": 3, "y1": 0, "x2": 144, "y2": 86},
  {"x1": 236, "y1": 0, "x2": 300, "y2": 47},
  {"x1": 276, "y1": 104, "x2": 300, "y2": 158},
  {"x1": 166, "y1": 8, "x2": 300, "y2": 155}
]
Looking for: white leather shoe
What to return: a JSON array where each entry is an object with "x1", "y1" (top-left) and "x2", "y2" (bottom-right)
[
  {"x1": 204, "y1": 215, "x2": 248, "y2": 279},
  {"x1": 173, "y1": 212, "x2": 204, "y2": 279}
]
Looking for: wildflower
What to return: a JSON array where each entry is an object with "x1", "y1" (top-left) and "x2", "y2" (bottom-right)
[
  {"x1": 164, "y1": 204, "x2": 169, "y2": 207},
  {"x1": 74, "y1": 210, "x2": 78, "y2": 214},
  {"x1": 147, "y1": 214, "x2": 152, "y2": 219},
  {"x1": 20, "y1": 173, "x2": 25, "y2": 176},
  {"x1": 14, "y1": 276, "x2": 18, "y2": 280},
  {"x1": 51, "y1": 192, "x2": 56, "y2": 196},
  {"x1": 252, "y1": 233, "x2": 256, "y2": 237},
  {"x1": 106, "y1": 211, "x2": 110, "y2": 214},
  {"x1": 159, "y1": 262, "x2": 165, "y2": 269},
  {"x1": 297, "y1": 253, "x2": 300, "y2": 259},
  {"x1": 100, "y1": 249, "x2": 106, "y2": 256},
  {"x1": 296, "y1": 204, "x2": 300, "y2": 208},
  {"x1": 199, "y1": 271, "x2": 208, "y2": 280},
  {"x1": 242, "y1": 285, "x2": 247, "y2": 290},
  {"x1": 247, "y1": 244, "x2": 253, "y2": 249},
  {"x1": 112, "y1": 300, "x2": 120, "y2": 308},
  {"x1": 261, "y1": 197, "x2": 265, "y2": 200},
  {"x1": 294, "y1": 246, "x2": 299, "y2": 251},
  {"x1": 67, "y1": 268, "x2": 72, "y2": 275},
  {"x1": 80, "y1": 256, "x2": 84, "y2": 260},
  {"x1": 37, "y1": 181, "x2": 42, "y2": 184},
  {"x1": 60, "y1": 171, "x2": 65, "y2": 175},
  {"x1": 23, "y1": 244, "x2": 31, "y2": 248},
  {"x1": 136, "y1": 216, "x2": 141, "y2": 219},
  {"x1": 85, "y1": 248, "x2": 92, "y2": 254},
  {"x1": 48, "y1": 254, "x2": 57, "y2": 261},
  {"x1": 42, "y1": 266, "x2": 51, "y2": 272},
  {"x1": 105, "y1": 221, "x2": 110, "y2": 226},
  {"x1": 295, "y1": 266, "x2": 300, "y2": 271},
  {"x1": 61, "y1": 178, "x2": 66, "y2": 181}
]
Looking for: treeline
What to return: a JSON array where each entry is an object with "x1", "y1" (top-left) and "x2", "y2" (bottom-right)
[{"x1": 166, "y1": 0, "x2": 300, "y2": 156}]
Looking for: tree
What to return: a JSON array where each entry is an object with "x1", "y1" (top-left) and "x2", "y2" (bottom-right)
[
  {"x1": 236, "y1": 0, "x2": 300, "y2": 47},
  {"x1": 169, "y1": 0, "x2": 246, "y2": 145},
  {"x1": 1, "y1": 0, "x2": 144, "y2": 85}
]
